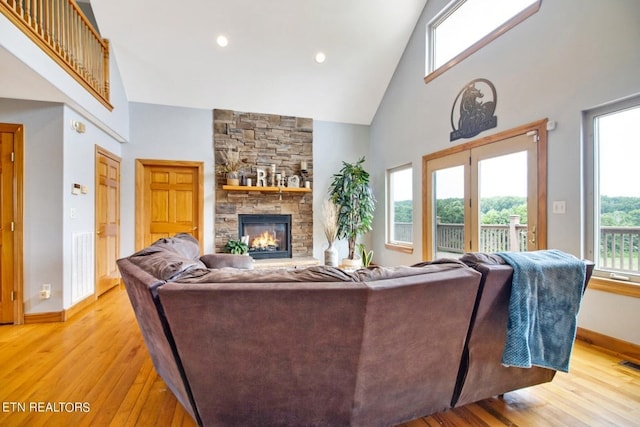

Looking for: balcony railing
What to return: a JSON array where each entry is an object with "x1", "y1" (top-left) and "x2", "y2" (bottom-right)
[
  {"x1": 600, "y1": 226, "x2": 640, "y2": 273},
  {"x1": 1, "y1": 0, "x2": 111, "y2": 109},
  {"x1": 393, "y1": 222, "x2": 413, "y2": 243},
  {"x1": 435, "y1": 222, "x2": 528, "y2": 254},
  {"x1": 433, "y1": 222, "x2": 640, "y2": 275},
  {"x1": 435, "y1": 214, "x2": 528, "y2": 255}
]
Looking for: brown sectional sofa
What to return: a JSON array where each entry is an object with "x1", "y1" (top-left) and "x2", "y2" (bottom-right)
[
  {"x1": 117, "y1": 234, "x2": 593, "y2": 427},
  {"x1": 453, "y1": 252, "x2": 594, "y2": 407}
]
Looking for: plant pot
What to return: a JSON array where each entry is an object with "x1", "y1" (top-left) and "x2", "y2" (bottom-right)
[
  {"x1": 341, "y1": 257, "x2": 362, "y2": 270},
  {"x1": 226, "y1": 177, "x2": 240, "y2": 186},
  {"x1": 324, "y1": 241, "x2": 338, "y2": 267}
]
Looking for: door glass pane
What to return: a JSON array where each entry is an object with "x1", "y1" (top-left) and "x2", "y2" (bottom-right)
[
  {"x1": 434, "y1": 165, "x2": 465, "y2": 258},
  {"x1": 478, "y1": 151, "x2": 528, "y2": 252}
]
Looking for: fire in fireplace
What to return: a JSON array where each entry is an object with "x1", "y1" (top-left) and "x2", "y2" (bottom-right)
[{"x1": 238, "y1": 214, "x2": 292, "y2": 259}]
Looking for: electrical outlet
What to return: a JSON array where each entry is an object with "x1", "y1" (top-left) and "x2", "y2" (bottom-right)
[{"x1": 40, "y1": 284, "x2": 51, "y2": 299}]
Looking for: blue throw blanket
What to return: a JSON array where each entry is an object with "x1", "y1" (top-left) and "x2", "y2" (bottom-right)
[{"x1": 497, "y1": 250, "x2": 586, "y2": 372}]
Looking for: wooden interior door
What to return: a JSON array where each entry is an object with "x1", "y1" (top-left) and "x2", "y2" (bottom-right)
[
  {"x1": 0, "y1": 124, "x2": 23, "y2": 324},
  {"x1": 95, "y1": 147, "x2": 121, "y2": 296},
  {"x1": 135, "y1": 160, "x2": 204, "y2": 250}
]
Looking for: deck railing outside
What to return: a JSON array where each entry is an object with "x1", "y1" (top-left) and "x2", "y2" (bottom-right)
[
  {"x1": 1, "y1": 0, "x2": 111, "y2": 109},
  {"x1": 433, "y1": 222, "x2": 640, "y2": 274},
  {"x1": 435, "y1": 221, "x2": 528, "y2": 254},
  {"x1": 393, "y1": 222, "x2": 413, "y2": 243},
  {"x1": 435, "y1": 215, "x2": 528, "y2": 254},
  {"x1": 600, "y1": 226, "x2": 640, "y2": 273}
]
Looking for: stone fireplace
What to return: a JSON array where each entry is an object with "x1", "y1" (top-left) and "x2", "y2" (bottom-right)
[
  {"x1": 214, "y1": 109, "x2": 314, "y2": 259},
  {"x1": 239, "y1": 214, "x2": 292, "y2": 259}
]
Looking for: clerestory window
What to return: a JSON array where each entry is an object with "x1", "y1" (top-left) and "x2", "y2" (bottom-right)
[{"x1": 425, "y1": 0, "x2": 541, "y2": 83}]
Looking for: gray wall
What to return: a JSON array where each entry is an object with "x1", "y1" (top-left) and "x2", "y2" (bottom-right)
[
  {"x1": 368, "y1": 0, "x2": 640, "y2": 343},
  {"x1": 122, "y1": 103, "x2": 215, "y2": 255},
  {"x1": 312, "y1": 121, "x2": 371, "y2": 262},
  {"x1": 0, "y1": 99, "x2": 123, "y2": 313},
  {"x1": 0, "y1": 100, "x2": 64, "y2": 313},
  {"x1": 123, "y1": 104, "x2": 370, "y2": 262}
]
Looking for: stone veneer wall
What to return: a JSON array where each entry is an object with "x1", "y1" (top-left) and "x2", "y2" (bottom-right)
[{"x1": 214, "y1": 109, "x2": 314, "y2": 257}]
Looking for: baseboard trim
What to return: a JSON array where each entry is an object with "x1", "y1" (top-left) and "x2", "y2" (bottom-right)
[
  {"x1": 24, "y1": 311, "x2": 64, "y2": 323},
  {"x1": 576, "y1": 327, "x2": 640, "y2": 363},
  {"x1": 64, "y1": 294, "x2": 96, "y2": 320},
  {"x1": 23, "y1": 293, "x2": 97, "y2": 324}
]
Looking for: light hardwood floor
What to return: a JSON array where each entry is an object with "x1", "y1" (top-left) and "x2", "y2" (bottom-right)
[{"x1": 1, "y1": 285, "x2": 639, "y2": 427}]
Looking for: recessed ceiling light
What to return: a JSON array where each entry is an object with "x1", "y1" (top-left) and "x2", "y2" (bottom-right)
[
  {"x1": 216, "y1": 35, "x2": 229, "y2": 48},
  {"x1": 314, "y1": 52, "x2": 326, "y2": 64}
]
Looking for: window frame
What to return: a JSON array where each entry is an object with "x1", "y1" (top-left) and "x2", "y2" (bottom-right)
[
  {"x1": 424, "y1": 0, "x2": 541, "y2": 84},
  {"x1": 385, "y1": 163, "x2": 414, "y2": 254},
  {"x1": 583, "y1": 95, "x2": 640, "y2": 296}
]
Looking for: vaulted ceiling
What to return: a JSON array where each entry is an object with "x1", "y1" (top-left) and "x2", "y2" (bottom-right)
[{"x1": 87, "y1": 0, "x2": 428, "y2": 124}]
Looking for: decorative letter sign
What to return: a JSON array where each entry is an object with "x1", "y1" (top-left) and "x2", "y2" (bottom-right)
[{"x1": 256, "y1": 168, "x2": 267, "y2": 187}]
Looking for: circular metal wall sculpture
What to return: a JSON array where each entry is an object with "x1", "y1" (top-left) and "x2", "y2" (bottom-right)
[{"x1": 450, "y1": 78, "x2": 497, "y2": 142}]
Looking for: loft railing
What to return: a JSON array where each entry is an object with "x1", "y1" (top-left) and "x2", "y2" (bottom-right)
[{"x1": 1, "y1": 0, "x2": 111, "y2": 110}]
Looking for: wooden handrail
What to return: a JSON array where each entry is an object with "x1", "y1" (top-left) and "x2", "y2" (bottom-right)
[{"x1": 1, "y1": 0, "x2": 112, "y2": 110}]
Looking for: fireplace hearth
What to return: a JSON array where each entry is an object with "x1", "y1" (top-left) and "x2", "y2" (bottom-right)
[{"x1": 238, "y1": 214, "x2": 292, "y2": 259}]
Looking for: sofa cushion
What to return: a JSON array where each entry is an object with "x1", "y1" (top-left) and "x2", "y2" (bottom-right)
[
  {"x1": 199, "y1": 253, "x2": 254, "y2": 269},
  {"x1": 459, "y1": 252, "x2": 506, "y2": 267},
  {"x1": 175, "y1": 265, "x2": 358, "y2": 283},
  {"x1": 128, "y1": 234, "x2": 205, "y2": 281},
  {"x1": 355, "y1": 259, "x2": 470, "y2": 282},
  {"x1": 175, "y1": 260, "x2": 472, "y2": 285}
]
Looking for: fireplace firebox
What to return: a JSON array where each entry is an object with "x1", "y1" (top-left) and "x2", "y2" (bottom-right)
[{"x1": 238, "y1": 214, "x2": 292, "y2": 259}]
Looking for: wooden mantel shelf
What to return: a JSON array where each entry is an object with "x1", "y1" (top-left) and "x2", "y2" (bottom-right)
[{"x1": 222, "y1": 185, "x2": 311, "y2": 193}]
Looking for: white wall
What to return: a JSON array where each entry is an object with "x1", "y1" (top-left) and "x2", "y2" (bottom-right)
[{"x1": 369, "y1": 0, "x2": 640, "y2": 343}]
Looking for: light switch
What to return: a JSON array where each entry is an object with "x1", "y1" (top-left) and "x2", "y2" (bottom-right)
[{"x1": 552, "y1": 201, "x2": 566, "y2": 214}]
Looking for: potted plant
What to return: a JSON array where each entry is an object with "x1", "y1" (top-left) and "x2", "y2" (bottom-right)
[
  {"x1": 217, "y1": 148, "x2": 244, "y2": 186},
  {"x1": 223, "y1": 239, "x2": 249, "y2": 255},
  {"x1": 358, "y1": 243, "x2": 374, "y2": 267},
  {"x1": 328, "y1": 157, "x2": 375, "y2": 267}
]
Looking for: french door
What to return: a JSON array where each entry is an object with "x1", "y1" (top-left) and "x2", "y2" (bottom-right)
[{"x1": 423, "y1": 120, "x2": 547, "y2": 260}]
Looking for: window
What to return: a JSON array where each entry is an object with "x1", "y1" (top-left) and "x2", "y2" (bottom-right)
[
  {"x1": 425, "y1": 0, "x2": 540, "y2": 83},
  {"x1": 386, "y1": 164, "x2": 413, "y2": 251},
  {"x1": 585, "y1": 97, "x2": 640, "y2": 284}
]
